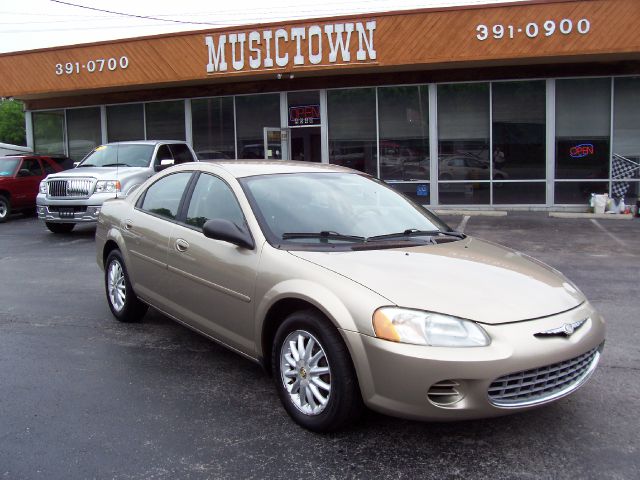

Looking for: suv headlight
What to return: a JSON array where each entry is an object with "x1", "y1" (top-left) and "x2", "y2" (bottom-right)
[
  {"x1": 94, "y1": 180, "x2": 121, "y2": 193},
  {"x1": 39, "y1": 180, "x2": 48, "y2": 194},
  {"x1": 373, "y1": 307, "x2": 490, "y2": 347}
]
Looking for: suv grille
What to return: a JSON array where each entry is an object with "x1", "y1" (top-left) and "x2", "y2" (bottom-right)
[
  {"x1": 488, "y1": 347, "x2": 600, "y2": 408},
  {"x1": 48, "y1": 179, "x2": 94, "y2": 198}
]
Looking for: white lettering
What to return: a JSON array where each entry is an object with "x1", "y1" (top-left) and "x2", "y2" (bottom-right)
[
  {"x1": 263, "y1": 30, "x2": 274, "y2": 68},
  {"x1": 249, "y1": 31, "x2": 261, "y2": 69},
  {"x1": 324, "y1": 23, "x2": 354, "y2": 62},
  {"x1": 356, "y1": 21, "x2": 377, "y2": 61},
  {"x1": 275, "y1": 28, "x2": 289, "y2": 67},
  {"x1": 229, "y1": 33, "x2": 246, "y2": 71},
  {"x1": 205, "y1": 35, "x2": 227, "y2": 72},
  {"x1": 308, "y1": 26, "x2": 322, "y2": 65},
  {"x1": 291, "y1": 27, "x2": 306, "y2": 65}
]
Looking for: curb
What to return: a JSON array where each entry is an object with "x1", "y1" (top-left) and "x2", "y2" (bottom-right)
[
  {"x1": 433, "y1": 210, "x2": 508, "y2": 217},
  {"x1": 549, "y1": 212, "x2": 635, "y2": 220}
]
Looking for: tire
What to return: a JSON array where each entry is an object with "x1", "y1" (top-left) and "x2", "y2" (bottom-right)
[
  {"x1": 104, "y1": 249, "x2": 148, "y2": 323},
  {"x1": 45, "y1": 222, "x2": 75, "y2": 233},
  {"x1": 272, "y1": 310, "x2": 363, "y2": 432},
  {"x1": 0, "y1": 195, "x2": 11, "y2": 223}
]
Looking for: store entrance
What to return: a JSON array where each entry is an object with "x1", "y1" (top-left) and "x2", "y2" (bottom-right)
[{"x1": 290, "y1": 127, "x2": 321, "y2": 162}]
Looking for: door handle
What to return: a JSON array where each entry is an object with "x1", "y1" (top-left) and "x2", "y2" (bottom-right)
[
  {"x1": 123, "y1": 219, "x2": 133, "y2": 230},
  {"x1": 175, "y1": 238, "x2": 189, "y2": 252}
]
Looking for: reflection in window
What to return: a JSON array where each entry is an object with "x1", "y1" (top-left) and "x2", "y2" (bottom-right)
[
  {"x1": 145, "y1": 101, "x2": 185, "y2": 140},
  {"x1": 235, "y1": 94, "x2": 280, "y2": 159},
  {"x1": 492, "y1": 81, "x2": 546, "y2": 180},
  {"x1": 186, "y1": 174, "x2": 245, "y2": 229},
  {"x1": 33, "y1": 110, "x2": 65, "y2": 155},
  {"x1": 613, "y1": 77, "x2": 640, "y2": 182},
  {"x1": 140, "y1": 172, "x2": 191, "y2": 219},
  {"x1": 328, "y1": 88, "x2": 377, "y2": 176},
  {"x1": 438, "y1": 83, "x2": 490, "y2": 184},
  {"x1": 66, "y1": 107, "x2": 102, "y2": 161},
  {"x1": 192, "y1": 97, "x2": 235, "y2": 159},
  {"x1": 378, "y1": 85, "x2": 429, "y2": 182},
  {"x1": 107, "y1": 103, "x2": 144, "y2": 142},
  {"x1": 556, "y1": 78, "x2": 611, "y2": 180}
]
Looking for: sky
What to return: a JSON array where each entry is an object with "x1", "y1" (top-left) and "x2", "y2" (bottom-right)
[{"x1": 0, "y1": 0, "x2": 527, "y2": 54}]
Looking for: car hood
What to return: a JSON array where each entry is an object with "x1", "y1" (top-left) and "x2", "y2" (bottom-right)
[
  {"x1": 289, "y1": 237, "x2": 584, "y2": 324},
  {"x1": 45, "y1": 166, "x2": 149, "y2": 180}
]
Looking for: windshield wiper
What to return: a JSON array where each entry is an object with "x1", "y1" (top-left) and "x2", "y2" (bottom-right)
[
  {"x1": 367, "y1": 229, "x2": 466, "y2": 241},
  {"x1": 101, "y1": 163, "x2": 131, "y2": 167},
  {"x1": 282, "y1": 231, "x2": 366, "y2": 242}
]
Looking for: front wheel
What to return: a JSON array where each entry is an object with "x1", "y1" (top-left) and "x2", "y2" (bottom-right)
[
  {"x1": 272, "y1": 310, "x2": 363, "y2": 432},
  {"x1": 45, "y1": 222, "x2": 75, "y2": 233},
  {"x1": 0, "y1": 195, "x2": 11, "y2": 223},
  {"x1": 105, "y1": 250, "x2": 148, "y2": 322}
]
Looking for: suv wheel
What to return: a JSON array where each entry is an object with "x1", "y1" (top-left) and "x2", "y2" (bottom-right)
[
  {"x1": 272, "y1": 310, "x2": 363, "y2": 432},
  {"x1": 105, "y1": 250, "x2": 148, "y2": 322},
  {"x1": 0, "y1": 195, "x2": 11, "y2": 223},
  {"x1": 45, "y1": 222, "x2": 75, "y2": 233}
]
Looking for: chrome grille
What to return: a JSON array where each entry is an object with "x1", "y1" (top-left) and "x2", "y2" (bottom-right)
[
  {"x1": 47, "y1": 178, "x2": 94, "y2": 198},
  {"x1": 488, "y1": 347, "x2": 600, "y2": 408}
]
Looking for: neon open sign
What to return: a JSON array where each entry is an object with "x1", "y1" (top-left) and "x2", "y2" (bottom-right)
[
  {"x1": 570, "y1": 144, "x2": 594, "y2": 158},
  {"x1": 288, "y1": 104, "x2": 321, "y2": 126}
]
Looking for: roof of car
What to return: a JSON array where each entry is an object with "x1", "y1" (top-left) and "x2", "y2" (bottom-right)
[
  {"x1": 200, "y1": 160, "x2": 357, "y2": 178},
  {"x1": 101, "y1": 140, "x2": 187, "y2": 146}
]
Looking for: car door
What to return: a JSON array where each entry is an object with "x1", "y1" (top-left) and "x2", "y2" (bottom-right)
[
  {"x1": 12, "y1": 158, "x2": 43, "y2": 208},
  {"x1": 122, "y1": 171, "x2": 194, "y2": 308},
  {"x1": 164, "y1": 172, "x2": 261, "y2": 355}
]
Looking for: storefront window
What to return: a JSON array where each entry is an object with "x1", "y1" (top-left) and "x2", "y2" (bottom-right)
[
  {"x1": 612, "y1": 77, "x2": 640, "y2": 200},
  {"x1": 492, "y1": 81, "x2": 546, "y2": 180},
  {"x1": 555, "y1": 182, "x2": 609, "y2": 204},
  {"x1": 66, "y1": 107, "x2": 101, "y2": 161},
  {"x1": 191, "y1": 97, "x2": 235, "y2": 159},
  {"x1": 107, "y1": 103, "x2": 144, "y2": 142},
  {"x1": 493, "y1": 183, "x2": 546, "y2": 204},
  {"x1": 328, "y1": 88, "x2": 377, "y2": 176},
  {"x1": 555, "y1": 78, "x2": 611, "y2": 181},
  {"x1": 235, "y1": 94, "x2": 280, "y2": 159},
  {"x1": 145, "y1": 101, "x2": 185, "y2": 140},
  {"x1": 378, "y1": 85, "x2": 429, "y2": 182},
  {"x1": 33, "y1": 110, "x2": 65, "y2": 155},
  {"x1": 437, "y1": 83, "x2": 490, "y2": 204}
]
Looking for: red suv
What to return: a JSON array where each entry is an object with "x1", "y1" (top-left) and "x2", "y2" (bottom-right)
[{"x1": 0, "y1": 155, "x2": 65, "y2": 223}]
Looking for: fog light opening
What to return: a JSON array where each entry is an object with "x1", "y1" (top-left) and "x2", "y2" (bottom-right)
[{"x1": 427, "y1": 379, "x2": 464, "y2": 406}]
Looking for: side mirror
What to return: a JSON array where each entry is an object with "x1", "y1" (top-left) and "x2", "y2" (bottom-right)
[
  {"x1": 17, "y1": 169, "x2": 31, "y2": 177},
  {"x1": 154, "y1": 159, "x2": 174, "y2": 172},
  {"x1": 202, "y1": 219, "x2": 254, "y2": 250}
]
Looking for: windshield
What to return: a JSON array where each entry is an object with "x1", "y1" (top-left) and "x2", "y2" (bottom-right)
[
  {"x1": 0, "y1": 158, "x2": 20, "y2": 177},
  {"x1": 241, "y1": 172, "x2": 451, "y2": 248},
  {"x1": 78, "y1": 144, "x2": 155, "y2": 168}
]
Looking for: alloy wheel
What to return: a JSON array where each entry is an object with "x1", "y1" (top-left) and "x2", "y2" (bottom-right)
[{"x1": 107, "y1": 259, "x2": 126, "y2": 312}]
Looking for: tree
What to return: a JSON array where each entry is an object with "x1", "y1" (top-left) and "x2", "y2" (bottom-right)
[{"x1": 0, "y1": 99, "x2": 26, "y2": 146}]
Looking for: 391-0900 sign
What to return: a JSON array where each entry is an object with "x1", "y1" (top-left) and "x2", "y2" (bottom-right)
[
  {"x1": 476, "y1": 18, "x2": 590, "y2": 41},
  {"x1": 55, "y1": 56, "x2": 129, "y2": 75}
]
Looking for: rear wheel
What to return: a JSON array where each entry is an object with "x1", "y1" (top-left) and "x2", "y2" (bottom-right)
[
  {"x1": 45, "y1": 222, "x2": 75, "y2": 233},
  {"x1": 0, "y1": 195, "x2": 11, "y2": 223},
  {"x1": 272, "y1": 310, "x2": 363, "y2": 432},
  {"x1": 105, "y1": 249, "x2": 148, "y2": 322}
]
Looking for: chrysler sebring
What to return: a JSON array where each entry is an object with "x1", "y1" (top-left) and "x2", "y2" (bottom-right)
[{"x1": 95, "y1": 161, "x2": 605, "y2": 431}]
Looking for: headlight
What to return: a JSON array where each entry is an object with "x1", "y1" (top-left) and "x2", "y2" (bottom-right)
[
  {"x1": 39, "y1": 180, "x2": 48, "y2": 194},
  {"x1": 94, "y1": 180, "x2": 121, "y2": 193},
  {"x1": 373, "y1": 307, "x2": 490, "y2": 347}
]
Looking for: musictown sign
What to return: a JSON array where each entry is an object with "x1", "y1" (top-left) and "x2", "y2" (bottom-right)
[{"x1": 205, "y1": 20, "x2": 377, "y2": 73}]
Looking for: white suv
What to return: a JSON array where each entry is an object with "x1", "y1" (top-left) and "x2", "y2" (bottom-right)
[{"x1": 37, "y1": 140, "x2": 197, "y2": 233}]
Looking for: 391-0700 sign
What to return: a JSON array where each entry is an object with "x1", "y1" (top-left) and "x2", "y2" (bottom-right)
[
  {"x1": 476, "y1": 18, "x2": 591, "y2": 41},
  {"x1": 55, "y1": 56, "x2": 129, "y2": 75}
]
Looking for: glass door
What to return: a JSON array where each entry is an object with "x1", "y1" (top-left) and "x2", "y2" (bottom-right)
[{"x1": 263, "y1": 127, "x2": 288, "y2": 160}]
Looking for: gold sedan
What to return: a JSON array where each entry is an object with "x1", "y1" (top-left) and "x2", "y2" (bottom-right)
[{"x1": 96, "y1": 161, "x2": 605, "y2": 431}]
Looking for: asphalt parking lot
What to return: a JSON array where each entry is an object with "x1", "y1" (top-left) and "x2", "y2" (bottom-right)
[{"x1": 1, "y1": 213, "x2": 639, "y2": 480}]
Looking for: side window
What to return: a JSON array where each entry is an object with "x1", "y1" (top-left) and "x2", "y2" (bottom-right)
[
  {"x1": 156, "y1": 145, "x2": 174, "y2": 164},
  {"x1": 42, "y1": 159, "x2": 57, "y2": 174},
  {"x1": 186, "y1": 174, "x2": 245, "y2": 230},
  {"x1": 21, "y1": 159, "x2": 43, "y2": 176},
  {"x1": 170, "y1": 144, "x2": 195, "y2": 164},
  {"x1": 139, "y1": 172, "x2": 192, "y2": 220}
]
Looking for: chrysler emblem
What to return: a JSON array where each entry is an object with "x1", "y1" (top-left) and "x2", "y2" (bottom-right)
[{"x1": 534, "y1": 319, "x2": 587, "y2": 338}]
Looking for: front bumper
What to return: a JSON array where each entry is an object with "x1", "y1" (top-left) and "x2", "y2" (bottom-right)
[
  {"x1": 344, "y1": 302, "x2": 605, "y2": 421},
  {"x1": 36, "y1": 192, "x2": 116, "y2": 223}
]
